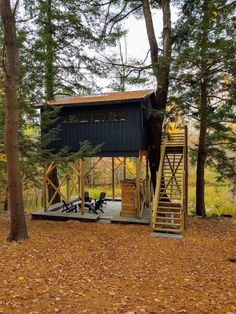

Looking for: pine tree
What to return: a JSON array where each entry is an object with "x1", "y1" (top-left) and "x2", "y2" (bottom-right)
[
  {"x1": 173, "y1": 0, "x2": 236, "y2": 216},
  {"x1": 19, "y1": 0, "x2": 124, "y2": 203},
  {"x1": 0, "y1": 0, "x2": 28, "y2": 241}
]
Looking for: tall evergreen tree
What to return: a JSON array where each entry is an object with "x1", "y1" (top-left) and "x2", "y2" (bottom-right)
[
  {"x1": 20, "y1": 0, "x2": 124, "y2": 203},
  {"x1": 0, "y1": 0, "x2": 28, "y2": 240},
  {"x1": 173, "y1": 0, "x2": 236, "y2": 216}
]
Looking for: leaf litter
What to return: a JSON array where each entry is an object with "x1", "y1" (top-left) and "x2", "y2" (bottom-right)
[{"x1": 0, "y1": 216, "x2": 235, "y2": 314}]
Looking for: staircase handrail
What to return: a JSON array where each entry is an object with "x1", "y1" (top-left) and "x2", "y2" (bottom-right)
[{"x1": 151, "y1": 139, "x2": 167, "y2": 228}]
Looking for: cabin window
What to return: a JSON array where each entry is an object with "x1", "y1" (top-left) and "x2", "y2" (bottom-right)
[
  {"x1": 93, "y1": 111, "x2": 126, "y2": 123},
  {"x1": 62, "y1": 111, "x2": 126, "y2": 124},
  {"x1": 62, "y1": 113, "x2": 91, "y2": 124}
]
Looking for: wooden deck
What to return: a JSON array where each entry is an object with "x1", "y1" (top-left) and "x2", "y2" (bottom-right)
[
  {"x1": 31, "y1": 201, "x2": 151, "y2": 225},
  {"x1": 31, "y1": 211, "x2": 99, "y2": 222}
]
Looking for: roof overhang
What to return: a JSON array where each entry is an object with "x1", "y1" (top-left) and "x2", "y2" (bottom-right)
[{"x1": 36, "y1": 89, "x2": 155, "y2": 108}]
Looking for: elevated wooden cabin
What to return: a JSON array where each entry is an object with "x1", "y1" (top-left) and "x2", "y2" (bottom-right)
[
  {"x1": 42, "y1": 90, "x2": 155, "y2": 157},
  {"x1": 36, "y1": 90, "x2": 188, "y2": 236}
]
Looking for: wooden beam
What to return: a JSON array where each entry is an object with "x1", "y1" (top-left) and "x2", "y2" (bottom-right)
[
  {"x1": 77, "y1": 163, "x2": 80, "y2": 197},
  {"x1": 101, "y1": 157, "x2": 112, "y2": 170},
  {"x1": 66, "y1": 168, "x2": 70, "y2": 202},
  {"x1": 43, "y1": 163, "x2": 48, "y2": 212},
  {"x1": 136, "y1": 155, "x2": 141, "y2": 218},
  {"x1": 114, "y1": 157, "x2": 124, "y2": 171},
  {"x1": 151, "y1": 140, "x2": 166, "y2": 228},
  {"x1": 145, "y1": 155, "x2": 149, "y2": 182},
  {"x1": 184, "y1": 126, "x2": 188, "y2": 229},
  {"x1": 84, "y1": 157, "x2": 102, "y2": 178},
  {"x1": 145, "y1": 155, "x2": 151, "y2": 205},
  {"x1": 112, "y1": 157, "x2": 115, "y2": 200},
  {"x1": 46, "y1": 175, "x2": 67, "y2": 207},
  {"x1": 124, "y1": 157, "x2": 126, "y2": 180},
  {"x1": 45, "y1": 161, "x2": 56, "y2": 176},
  {"x1": 80, "y1": 159, "x2": 85, "y2": 214}
]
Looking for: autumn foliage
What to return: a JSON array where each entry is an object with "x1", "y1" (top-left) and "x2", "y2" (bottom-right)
[{"x1": 0, "y1": 216, "x2": 235, "y2": 313}]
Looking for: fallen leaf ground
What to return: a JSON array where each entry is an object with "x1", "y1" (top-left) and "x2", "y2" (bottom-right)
[{"x1": 0, "y1": 215, "x2": 235, "y2": 314}]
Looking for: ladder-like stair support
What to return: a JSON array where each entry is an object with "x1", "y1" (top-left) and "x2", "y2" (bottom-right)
[{"x1": 152, "y1": 128, "x2": 188, "y2": 234}]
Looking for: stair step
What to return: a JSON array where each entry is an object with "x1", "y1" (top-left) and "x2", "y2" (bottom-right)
[
  {"x1": 157, "y1": 208, "x2": 181, "y2": 211},
  {"x1": 153, "y1": 227, "x2": 182, "y2": 233},
  {"x1": 160, "y1": 191, "x2": 182, "y2": 193},
  {"x1": 157, "y1": 206, "x2": 182, "y2": 212},
  {"x1": 160, "y1": 187, "x2": 182, "y2": 189},
  {"x1": 155, "y1": 222, "x2": 181, "y2": 226},
  {"x1": 159, "y1": 194, "x2": 181, "y2": 201},
  {"x1": 162, "y1": 170, "x2": 183, "y2": 172},
  {"x1": 161, "y1": 175, "x2": 183, "y2": 177},
  {"x1": 160, "y1": 193, "x2": 182, "y2": 196},
  {"x1": 156, "y1": 216, "x2": 181, "y2": 220},
  {"x1": 159, "y1": 193, "x2": 181, "y2": 196},
  {"x1": 157, "y1": 208, "x2": 181, "y2": 212},
  {"x1": 163, "y1": 161, "x2": 183, "y2": 162},
  {"x1": 164, "y1": 157, "x2": 183, "y2": 159},
  {"x1": 163, "y1": 173, "x2": 183, "y2": 176},
  {"x1": 163, "y1": 169, "x2": 183, "y2": 171},
  {"x1": 157, "y1": 212, "x2": 181, "y2": 216},
  {"x1": 158, "y1": 203, "x2": 182, "y2": 206},
  {"x1": 159, "y1": 192, "x2": 181, "y2": 194}
]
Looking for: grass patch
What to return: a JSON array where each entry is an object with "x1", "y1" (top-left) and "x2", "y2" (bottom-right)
[{"x1": 188, "y1": 167, "x2": 236, "y2": 216}]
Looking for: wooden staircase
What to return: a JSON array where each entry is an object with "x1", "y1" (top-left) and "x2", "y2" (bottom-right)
[{"x1": 152, "y1": 128, "x2": 188, "y2": 234}]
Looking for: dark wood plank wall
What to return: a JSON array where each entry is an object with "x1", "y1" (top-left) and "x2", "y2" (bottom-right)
[{"x1": 47, "y1": 101, "x2": 150, "y2": 157}]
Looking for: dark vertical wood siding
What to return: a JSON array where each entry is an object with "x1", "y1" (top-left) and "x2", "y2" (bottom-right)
[{"x1": 47, "y1": 101, "x2": 148, "y2": 156}]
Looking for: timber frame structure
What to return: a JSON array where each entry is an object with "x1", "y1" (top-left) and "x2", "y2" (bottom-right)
[
  {"x1": 43, "y1": 153, "x2": 151, "y2": 218},
  {"x1": 42, "y1": 126, "x2": 188, "y2": 234}
]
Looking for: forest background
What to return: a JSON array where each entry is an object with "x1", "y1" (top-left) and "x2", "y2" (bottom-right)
[{"x1": 0, "y1": 0, "x2": 235, "y2": 220}]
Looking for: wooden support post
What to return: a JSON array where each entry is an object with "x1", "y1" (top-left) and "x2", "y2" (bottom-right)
[
  {"x1": 152, "y1": 171, "x2": 159, "y2": 224},
  {"x1": 80, "y1": 159, "x2": 85, "y2": 214},
  {"x1": 136, "y1": 155, "x2": 141, "y2": 218},
  {"x1": 66, "y1": 166, "x2": 70, "y2": 202},
  {"x1": 184, "y1": 126, "x2": 188, "y2": 229},
  {"x1": 43, "y1": 163, "x2": 48, "y2": 212},
  {"x1": 112, "y1": 157, "x2": 115, "y2": 200},
  {"x1": 145, "y1": 155, "x2": 149, "y2": 182},
  {"x1": 145, "y1": 155, "x2": 151, "y2": 205},
  {"x1": 152, "y1": 140, "x2": 166, "y2": 228},
  {"x1": 77, "y1": 163, "x2": 80, "y2": 197},
  {"x1": 124, "y1": 157, "x2": 126, "y2": 180},
  {"x1": 91, "y1": 158, "x2": 94, "y2": 188}
]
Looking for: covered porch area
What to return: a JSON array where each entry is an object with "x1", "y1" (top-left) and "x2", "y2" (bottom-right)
[
  {"x1": 32, "y1": 153, "x2": 152, "y2": 225},
  {"x1": 31, "y1": 200, "x2": 151, "y2": 225}
]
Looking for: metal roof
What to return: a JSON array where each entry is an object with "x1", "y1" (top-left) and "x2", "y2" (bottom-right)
[{"x1": 46, "y1": 89, "x2": 155, "y2": 107}]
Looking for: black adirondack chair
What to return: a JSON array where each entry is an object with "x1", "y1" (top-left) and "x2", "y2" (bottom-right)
[
  {"x1": 62, "y1": 200, "x2": 77, "y2": 213},
  {"x1": 99, "y1": 192, "x2": 107, "y2": 209},
  {"x1": 93, "y1": 198, "x2": 104, "y2": 214},
  {"x1": 84, "y1": 191, "x2": 92, "y2": 202}
]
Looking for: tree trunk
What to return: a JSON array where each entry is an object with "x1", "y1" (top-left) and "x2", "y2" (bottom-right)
[
  {"x1": 196, "y1": 0, "x2": 209, "y2": 217},
  {"x1": 45, "y1": 0, "x2": 60, "y2": 204},
  {"x1": 0, "y1": 0, "x2": 28, "y2": 241},
  {"x1": 4, "y1": 185, "x2": 8, "y2": 211},
  {"x1": 142, "y1": 0, "x2": 172, "y2": 189},
  {"x1": 196, "y1": 115, "x2": 207, "y2": 217},
  {"x1": 228, "y1": 158, "x2": 236, "y2": 203},
  {"x1": 229, "y1": 179, "x2": 236, "y2": 204},
  {"x1": 196, "y1": 77, "x2": 208, "y2": 217}
]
